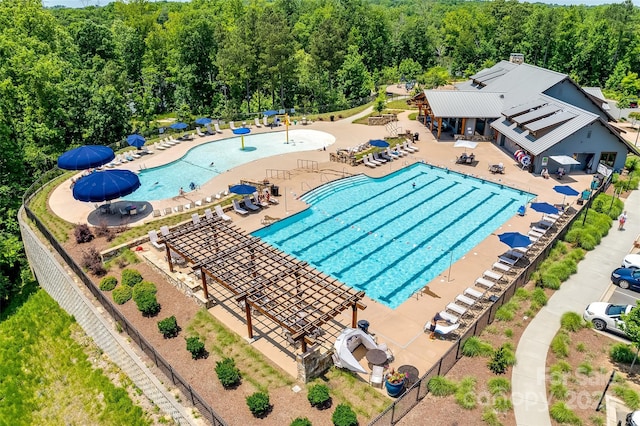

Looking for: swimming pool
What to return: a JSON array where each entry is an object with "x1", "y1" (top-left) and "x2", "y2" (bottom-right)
[
  {"x1": 127, "y1": 129, "x2": 335, "y2": 201},
  {"x1": 253, "y1": 164, "x2": 535, "y2": 309}
]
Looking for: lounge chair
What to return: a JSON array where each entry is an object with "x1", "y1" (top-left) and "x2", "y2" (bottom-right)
[
  {"x1": 475, "y1": 277, "x2": 496, "y2": 289},
  {"x1": 242, "y1": 196, "x2": 260, "y2": 211},
  {"x1": 191, "y1": 213, "x2": 200, "y2": 225},
  {"x1": 455, "y1": 294, "x2": 476, "y2": 308},
  {"x1": 152, "y1": 209, "x2": 161, "y2": 218},
  {"x1": 386, "y1": 147, "x2": 399, "y2": 160},
  {"x1": 148, "y1": 230, "x2": 165, "y2": 250},
  {"x1": 464, "y1": 287, "x2": 485, "y2": 299},
  {"x1": 141, "y1": 146, "x2": 153, "y2": 155},
  {"x1": 492, "y1": 262, "x2": 511, "y2": 274},
  {"x1": 402, "y1": 141, "x2": 417, "y2": 153},
  {"x1": 254, "y1": 117, "x2": 262, "y2": 128},
  {"x1": 173, "y1": 205, "x2": 183, "y2": 213},
  {"x1": 498, "y1": 255, "x2": 518, "y2": 266},
  {"x1": 194, "y1": 199, "x2": 203, "y2": 207},
  {"x1": 446, "y1": 302, "x2": 468, "y2": 317},
  {"x1": 362, "y1": 155, "x2": 377, "y2": 168},
  {"x1": 215, "y1": 205, "x2": 231, "y2": 221},
  {"x1": 489, "y1": 163, "x2": 505, "y2": 174},
  {"x1": 229, "y1": 121, "x2": 237, "y2": 130},
  {"x1": 214, "y1": 123, "x2": 223, "y2": 134},
  {"x1": 130, "y1": 151, "x2": 141, "y2": 159},
  {"x1": 395, "y1": 144, "x2": 409, "y2": 156},
  {"x1": 406, "y1": 140, "x2": 419, "y2": 151},
  {"x1": 368, "y1": 154, "x2": 382, "y2": 166},
  {"x1": 369, "y1": 365, "x2": 385, "y2": 388},
  {"x1": 438, "y1": 310, "x2": 459, "y2": 324},
  {"x1": 154, "y1": 142, "x2": 166, "y2": 151},
  {"x1": 160, "y1": 225, "x2": 170, "y2": 236},
  {"x1": 423, "y1": 322, "x2": 460, "y2": 337},
  {"x1": 196, "y1": 127, "x2": 206, "y2": 137},
  {"x1": 162, "y1": 207, "x2": 172, "y2": 216},
  {"x1": 204, "y1": 208, "x2": 214, "y2": 220},
  {"x1": 263, "y1": 116, "x2": 269, "y2": 127},
  {"x1": 372, "y1": 152, "x2": 387, "y2": 163},
  {"x1": 252, "y1": 191, "x2": 269, "y2": 208},
  {"x1": 184, "y1": 202, "x2": 193, "y2": 210},
  {"x1": 380, "y1": 151, "x2": 393, "y2": 161},
  {"x1": 483, "y1": 270, "x2": 503, "y2": 282},
  {"x1": 232, "y1": 199, "x2": 248, "y2": 215}
]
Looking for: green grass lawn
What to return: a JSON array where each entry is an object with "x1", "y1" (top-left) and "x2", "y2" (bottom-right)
[{"x1": 0, "y1": 290, "x2": 151, "y2": 426}]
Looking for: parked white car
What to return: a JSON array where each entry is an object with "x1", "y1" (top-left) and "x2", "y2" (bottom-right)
[
  {"x1": 623, "y1": 254, "x2": 640, "y2": 269},
  {"x1": 583, "y1": 302, "x2": 632, "y2": 335},
  {"x1": 627, "y1": 410, "x2": 640, "y2": 426}
]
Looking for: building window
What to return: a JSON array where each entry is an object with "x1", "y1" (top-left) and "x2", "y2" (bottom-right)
[
  {"x1": 599, "y1": 152, "x2": 616, "y2": 167},
  {"x1": 587, "y1": 130, "x2": 592, "y2": 138}
]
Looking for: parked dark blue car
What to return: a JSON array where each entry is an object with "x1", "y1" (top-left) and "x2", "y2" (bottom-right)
[{"x1": 611, "y1": 267, "x2": 640, "y2": 291}]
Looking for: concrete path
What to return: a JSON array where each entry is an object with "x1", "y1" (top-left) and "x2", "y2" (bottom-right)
[{"x1": 512, "y1": 190, "x2": 640, "y2": 425}]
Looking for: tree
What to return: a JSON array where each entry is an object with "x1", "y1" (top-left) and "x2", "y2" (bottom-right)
[
  {"x1": 621, "y1": 304, "x2": 640, "y2": 371},
  {"x1": 421, "y1": 66, "x2": 450, "y2": 89}
]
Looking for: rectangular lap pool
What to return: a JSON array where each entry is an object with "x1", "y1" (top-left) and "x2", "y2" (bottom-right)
[{"x1": 253, "y1": 163, "x2": 535, "y2": 309}]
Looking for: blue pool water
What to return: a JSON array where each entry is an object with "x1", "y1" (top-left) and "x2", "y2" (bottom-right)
[
  {"x1": 253, "y1": 164, "x2": 535, "y2": 309},
  {"x1": 126, "y1": 129, "x2": 335, "y2": 201}
]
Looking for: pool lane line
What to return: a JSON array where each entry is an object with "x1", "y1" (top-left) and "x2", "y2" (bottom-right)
[{"x1": 378, "y1": 195, "x2": 521, "y2": 304}]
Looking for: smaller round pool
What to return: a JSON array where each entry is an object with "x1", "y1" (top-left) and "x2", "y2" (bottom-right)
[{"x1": 127, "y1": 129, "x2": 335, "y2": 201}]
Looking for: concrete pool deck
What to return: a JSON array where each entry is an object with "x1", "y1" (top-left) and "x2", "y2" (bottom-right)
[{"x1": 48, "y1": 103, "x2": 598, "y2": 382}]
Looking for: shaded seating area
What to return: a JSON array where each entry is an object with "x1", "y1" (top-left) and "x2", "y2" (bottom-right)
[
  {"x1": 489, "y1": 163, "x2": 505, "y2": 174},
  {"x1": 158, "y1": 216, "x2": 367, "y2": 354},
  {"x1": 456, "y1": 153, "x2": 475, "y2": 164}
]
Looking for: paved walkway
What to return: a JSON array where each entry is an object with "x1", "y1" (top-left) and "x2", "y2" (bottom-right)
[{"x1": 513, "y1": 190, "x2": 640, "y2": 425}]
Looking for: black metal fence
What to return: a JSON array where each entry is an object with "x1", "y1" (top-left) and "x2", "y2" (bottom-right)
[
  {"x1": 368, "y1": 206, "x2": 587, "y2": 425},
  {"x1": 23, "y1": 184, "x2": 227, "y2": 426}
]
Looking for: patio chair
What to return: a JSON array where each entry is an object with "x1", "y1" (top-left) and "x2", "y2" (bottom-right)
[
  {"x1": 386, "y1": 147, "x2": 399, "y2": 160},
  {"x1": 252, "y1": 191, "x2": 269, "y2": 208},
  {"x1": 242, "y1": 196, "x2": 260, "y2": 211},
  {"x1": 184, "y1": 202, "x2": 193, "y2": 210},
  {"x1": 369, "y1": 365, "x2": 385, "y2": 388},
  {"x1": 191, "y1": 213, "x2": 200, "y2": 225},
  {"x1": 229, "y1": 121, "x2": 238, "y2": 130},
  {"x1": 372, "y1": 152, "x2": 387, "y2": 163},
  {"x1": 160, "y1": 225, "x2": 170, "y2": 236},
  {"x1": 232, "y1": 199, "x2": 248, "y2": 215},
  {"x1": 215, "y1": 204, "x2": 232, "y2": 221},
  {"x1": 377, "y1": 343, "x2": 394, "y2": 363},
  {"x1": 214, "y1": 123, "x2": 223, "y2": 134},
  {"x1": 362, "y1": 155, "x2": 377, "y2": 168},
  {"x1": 148, "y1": 230, "x2": 165, "y2": 250},
  {"x1": 254, "y1": 117, "x2": 262, "y2": 128},
  {"x1": 402, "y1": 141, "x2": 417, "y2": 153},
  {"x1": 446, "y1": 302, "x2": 468, "y2": 317},
  {"x1": 395, "y1": 144, "x2": 409, "y2": 156},
  {"x1": 423, "y1": 322, "x2": 460, "y2": 338},
  {"x1": 204, "y1": 208, "x2": 214, "y2": 220},
  {"x1": 196, "y1": 127, "x2": 206, "y2": 137},
  {"x1": 162, "y1": 207, "x2": 172, "y2": 216},
  {"x1": 169, "y1": 250, "x2": 186, "y2": 267},
  {"x1": 263, "y1": 116, "x2": 269, "y2": 127}
]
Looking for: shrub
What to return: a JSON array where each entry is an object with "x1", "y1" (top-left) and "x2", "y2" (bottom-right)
[
  {"x1": 94, "y1": 222, "x2": 113, "y2": 241},
  {"x1": 488, "y1": 347, "x2": 509, "y2": 375},
  {"x1": 307, "y1": 384, "x2": 330, "y2": 408},
  {"x1": 513, "y1": 288, "x2": 530, "y2": 301},
  {"x1": 427, "y1": 376, "x2": 457, "y2": 396},
  {"x1": 215, "y1": 357, "x2": 241, "y2": 388},
  {"x1": 550, "y1": 361, "x2": 572, "y2": 375},
  {"x1": 133, "y1": 281, "x2": 160, "y2": 316},
  {"x1": 531, "y1": 288, "x2": 548, "y2": 307},
  {"x1": 186, "y1": 336, "x2": 206, "y2": 359},
  {"x1": 121, "y1": 268, "x2": 143, "y2": 287},
  {"x1": 504, "y1": 328, "x2": 513, "y2": 338},
  {"x1": 482, "y1": 408, "x2": 502, "y2": 426},
  {"x1": 455, "y1": 377, "x2": 477, "y2": 409},
  {"x1": 540, "y1": 273, "x2": 561, "y2": 290},
  {"x1": 495, "y1": 301, "x2": 518, "y2": 321},
  {"x1": 560, "y1": 312, "x2": 583, "y2": 332},
  {"x1": 549, "y1": 402, "x2": 581, "y2": 425},
  {"x1": 99, "y1": 276, "x2": 118, "y2": 291},
  {"x1": 157, "y1": 315, "x2": 179, "y2": 338},
  {"x1": 551, "y1": 332, "x2": 570, "y2": 358},
  {"x1": 577, "y1": 361, "x2": 593, "y2": 376},
  {"x1": 74, "y1": 223, "x2": 94, "y2": 243},
  {"x1": 487, "y1": 378, "x2": 511, "y2": 396},
  {"x1": 291, "y1": 418, "x2": 312, "y2": 426},
  {"x1": 493, "y1": 396, "x2": 513, "y2": 412},
  {"x1": 246, "y1": 392, "x2": 270, "y2": 417},
  {"x1": 550, "y1": 381, "x2": 568, "y2": 400},
  {"x1": 112, "y1": 285, "x2": 132, "y2": 305},
  {"x1": 81, "y1": 247, "x2": 106, "y2": 276},
  {"x1": 331, "y1": 403, "x2": 357, "y2": 426},
  {"x1": 614, "y1": 385, "x2": 640, "y2": 410},
  {"x1": 461, "y1": 336, "x2": 494, "y2": 357},
  {"x1": 500, "y1": 343, "x2": 517, "y2": 366},
  {"x1": 610, "y1": 343, "x2": 636, "y2": 364}
]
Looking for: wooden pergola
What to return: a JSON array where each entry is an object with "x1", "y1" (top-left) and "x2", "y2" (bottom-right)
[
  {"x1": 409, "y1": 92, "x2": 465, "y2": 140},
  {"x1": 161, "y1": 216, "x2": 367, "y2": 352}
]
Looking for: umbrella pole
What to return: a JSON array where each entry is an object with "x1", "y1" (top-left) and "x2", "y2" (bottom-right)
[
  {"x1": 241, "y1": 135, "x2": 245, "y2": 150},
  {"x1": 447, "y1": 251, "x2": 454, "y2": 282}
]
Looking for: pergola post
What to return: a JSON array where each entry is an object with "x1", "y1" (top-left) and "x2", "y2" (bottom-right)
[
  {"x1": 244, "y1": 298, "x2": 253, "y2": 339},
  {"x1": 461, "y1": 118, "x2": 467, "y2": 138},
  {"x1": 300, "y1": 337, "x2": 307, "y2": 353},
  {"x1": 351, "y1": 303, "x2": 358, "y2": 328},
  {"x1": 437, "y1": 117, "x2": 442, "y2": 139},
  {"x1": 165, "y1": 244, "x2": 173, "y2": 272},
  {"x1": 200, "y1": 267, "x2": 208, "y2": 299}
]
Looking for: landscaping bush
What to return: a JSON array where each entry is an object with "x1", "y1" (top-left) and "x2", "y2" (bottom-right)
[
  {"x1": 487, "y1": 378, "x2": 511, "y2": 396},
  {"x1": 186, "y1": 336, "x2": 206, "y2": 359},
  {"x1": 94, "y1": 222, "x2": 114, "y2": 241},
  {"x1": 112, "y1": 285, "x2": 132, "y2": 305},
  {"x1": 461, "y1": 336, "x2": 494, "y2": 357},
  {"x1": 291, "y1": 418, "x2": 312, "y2": 426},
  {"x1": 81, "y1": 247, "x2": 106, "y2": 276},
  {"x1": 610, "y1": 343, "x2": 637, "y2": 364},
  {"x1": 99, "y1": 276, "x2": 118, "y2": 291},
  {"x1": 493, "y1": 396, "x2": 513, "y2": 412},
  {"x1": 157, "y1": 315, "x2": 179, "y2": 338},
  {"x1": 132, "y1": 281, "x2": 160, "y2": 316},
  {"x1": 307, "y1": 383, "x2": 330, "y2": 408},
  {"x1": 530, "y1": 287, "x2": 548, "y2": 308},
  {"x1": 488, "y1": 347, "x2": 509, "y2": 374},
  {"x1": 513, "y1": 288, "x2": 530, "y2": 301},
  {"x1": 551, "y1": 332, "x2": 571, "y2": 358},
  {"x1": 74, "y1": 223, "x2": 94, "y2": 243},
  {"x1": 539, "y1": 272, "x2": 561, "y2": 290},
  {"x1": 481, "y1": 408, "x2": 502, "y2": 426},
  {"x1": 215, "y1": 357, "x2": 241, "y2": 388},
  {"x1": 549, "y1": 402, "x2": 582, "y2": 425},
  {"x1": 614, "y1": 385, "x2": 640, "y2": 410},
  {"x1": 560, "y1": 312, "x2": 584, "y2": 332},
  {"x1": 427, "y1": 376, "x2": 457, "y2": 396},
  {"x1": 121, "y1": 268, "x2": 143, "y2": 287},
  {"x1": 455, "y1": 376, "x2": 477, "y2": 409},
  {"x1": 501, "y1": 343, "x2": 517, "y2": 366},
  {"x1": 495, "y1": 301, "x2": 518, "y2": 321},
  {"x1": 331, "y1": 403, "x2": 357, "y2": 426},
  {"x1": 550, "y1": 381, "x2": 569, "y2": 400},
  {"x1": 246, "y1": 392, "x2": 271, "y2": 418}
]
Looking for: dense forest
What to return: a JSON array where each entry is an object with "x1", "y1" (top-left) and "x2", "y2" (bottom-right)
[{"x1": 2, "y1": 0, "x2": 640, "y2": 311}]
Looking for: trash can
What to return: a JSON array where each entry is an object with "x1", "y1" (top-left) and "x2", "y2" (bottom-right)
[
  {"x1": 357, "y1": 320, "x2": 370, "y2": 334},
  {"x1": 414, "y1": 132, "x2": 419, "y2": 141},
  {"x1": 271, "y1": 185, "x2": 279, "y2": 196}
]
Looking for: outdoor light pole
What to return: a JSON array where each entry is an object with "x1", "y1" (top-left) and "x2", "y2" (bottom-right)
[{"x1": 595, "y1": 370, "x2": 616, "y2": 412}]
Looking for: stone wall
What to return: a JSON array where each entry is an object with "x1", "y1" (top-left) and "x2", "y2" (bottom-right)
[
  {"x1": 368, "y1": 114, "x2": 398, "y2": 126},
  {"x1": 298, "y1": 347, "x2": 335, "y2": 382}
]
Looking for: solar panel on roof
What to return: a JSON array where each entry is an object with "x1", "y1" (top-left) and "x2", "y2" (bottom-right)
[
  {"x1": 524, "y1": 111, "x2": 577, "y2": 132},
  {"x1": 503, "y1": 99, "x2": 547, "y2": 119},
  {"x1": 512, "y1": 105, "x2": 561, "y2": 125}
]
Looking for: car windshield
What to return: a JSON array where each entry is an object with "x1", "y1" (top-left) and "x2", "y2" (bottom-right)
[{"x1": 606, "y1": 304, "x2": 628, "y2": 316}]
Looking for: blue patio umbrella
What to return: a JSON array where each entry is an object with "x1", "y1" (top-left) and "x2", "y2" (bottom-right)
[
  {"x1": 233, "y1": 127, "x2": 251, "y2": 149},
  {"x1": 170, "y1": 122, "x2": 188, "y2": 130},
  {"x1": 126, "y1": 134, "x2": 146, "y2": 148},
  {"x1": 553, "y1": 185, "x2": 579, "y2": 206},
  {"x1": 498, "y1": 232, "x2": 532, "y2": 248},
  {"x1": 57, "y1": 145, "x2": 115, "y2": 170},
  {"x1": 229, "y1": 184, "x2": 257, "y2": 195},
  {"x1": 530, "y1": 202, "x2": 559, "y2": 215},
  {"x1": 73, "y1": 170, "x2": 141, "y2": 202},
  {"x1": 195, "y1": 117, "x2": 212, "y2": 125},
  {"x1": 263, "y1": 110, "x2": 278, "y2": 117},
  {"x1": 369, "y1": 139, "x2": 390, "y2": 148}
]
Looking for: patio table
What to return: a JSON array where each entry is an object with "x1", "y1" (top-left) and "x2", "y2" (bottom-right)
[
  {"x1": 366, "y1": 349, "x2": 387, "y2": 366},
  {"x1": 398, "y1": 365, "x2": 419, "y2": 388}
]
